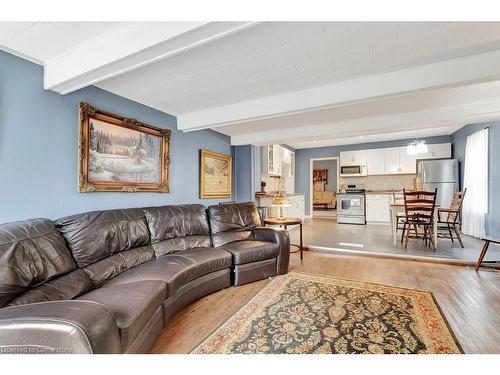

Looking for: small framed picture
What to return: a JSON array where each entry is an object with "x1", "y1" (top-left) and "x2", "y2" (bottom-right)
[{"x1": 200, "y1": 149, "x2": 232, "y2": 199}]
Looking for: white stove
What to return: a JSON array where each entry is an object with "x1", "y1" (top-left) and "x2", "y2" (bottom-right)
[{"x1": 337, "y1": 184, "x2": 366, "y2": 225}]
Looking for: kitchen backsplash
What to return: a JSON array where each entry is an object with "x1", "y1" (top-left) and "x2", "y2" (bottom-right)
[
  {"x1": 261, "y1": 175, "x2": 283, "y2": 192},
  {"x1": 339, "y1": 174, "x2": 414, "y2": 191}
]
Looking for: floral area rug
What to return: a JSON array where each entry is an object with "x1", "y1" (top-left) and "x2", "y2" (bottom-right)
[{"x1": 191, "y1": 272, "x2": 462, "y2": 354}]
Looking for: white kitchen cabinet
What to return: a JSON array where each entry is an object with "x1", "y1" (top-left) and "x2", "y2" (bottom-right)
[
  {"x1": 340, "y1": 150, "x2": 366, "y2": 166},
  {"x1": 399, "y1": 147, "x2": 418, "y2": 174},
  {"x1": 261, "y1": 145, "x2": 282, "y2": 176},
  {"x1": 383, "y1": 147, "x2": 400, "y2": 174},
  {"x1": 366, "y1": 149, "x2": 385, "y2": 175},
  {"x1": 282, "y1": 148, "x2": 291, "y2": 163},
  {"x1": 429, "y1": 143, "x2": 452, "y2": 159},
  {"x1": 342, "y1": 142, "x2": 452, "y2": 176},
  {"x1": 286, "y1": 194, "x2": 305, "y2": 218},
  {"x1": 366, "y1": 195, "x2": 391, "y2": 223}
]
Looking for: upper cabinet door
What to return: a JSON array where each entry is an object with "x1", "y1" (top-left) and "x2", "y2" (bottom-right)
[
  {"x1": 429, "y1": 143, "x2": 452, "y2": 159},
  {"x1": 384, "y1": 147, "x2": 400, "y2": 174},
  {"x1": 366, "y1": 149, "x2": 385, "y2": 175},
  {"x1": 399, "y1": 147, "x2": 418, "y2": 174},
  {"x1": 262, "y1": 145, "x2": 281, "y2": 176},
  {"x1": 340, "y1": 151, "x2": 355, "y2": 166},
  {"x1": 289, "y1": 151, "x2": 295, "y2": 177},
  {"x1": 340, "y1": 150, "x2": 367, "y2": 166},
  {"x1": 353, "y1": 150, "x2": 367, "y2": 165},
  {"x1": 282, "y1": 148, "x2": 291, "y2": 163},
  {"x1": 274, "y1": 145, "x2": 283, "y2": 176}
]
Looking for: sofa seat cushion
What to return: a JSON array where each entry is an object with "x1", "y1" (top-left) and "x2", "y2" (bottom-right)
[
  {"x1": 219, "y1": 240, "x2": 279, "y2": 265},
  {"x1": 105, "y1": 248, "x2": 232, "y2": 297},
  {"x1": 77, "y1": 280, "x2": 166, "y2": 352}
]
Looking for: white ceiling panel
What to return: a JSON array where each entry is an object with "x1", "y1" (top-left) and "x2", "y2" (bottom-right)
[
  {"x1": 271, "y1": 22, "x2": 325, "y2": 45},
  {"x1": 4, "y1": 21, "x2": 500, "y2": 147},
  {"x1": 233, "y1": 53, "x2": 276, "y2": 76},
  {"x1": 229, "y1": 22, "x2": 282, "y2": 54},
  {"x1": 0, "y1": 22, "x2": 36, "y2": 43},
  {"x1": 1, "y1": 22, "x2": 121, "y2": 62},
  {"x1": 266, "y1": 42, "x2": 310, "y2": 68},
  {"x1": 303, "y1": 29, "x2": 351, "y2": 57}
]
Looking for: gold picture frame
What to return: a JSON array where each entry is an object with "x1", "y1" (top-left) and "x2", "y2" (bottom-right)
[
  {"x1": 78, "y1": 102, "x2": 170, "y2": 193},
  {"x1": 200, "y1": 149, "x2": 232, "y2": 199}
]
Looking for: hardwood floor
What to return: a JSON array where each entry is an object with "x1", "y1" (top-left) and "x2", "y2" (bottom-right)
[
  {"x1": 151, "y1": 251, "x2": 500, "y2": 354},
  {"x1": 288, "y1": 218, "x2": 500, "y2": 263}
]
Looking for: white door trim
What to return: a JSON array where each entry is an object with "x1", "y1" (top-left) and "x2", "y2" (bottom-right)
[{"x1": 309, "y1": 157, "x2": 340, "y2": 217}]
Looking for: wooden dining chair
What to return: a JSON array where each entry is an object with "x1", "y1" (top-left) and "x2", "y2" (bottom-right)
[
  {"x1": 402, "y1": 188, "x2": 438, "y2": 250},
  {"x1": 437, "y1": 189, "x2": 467, "y2": 248},
  {"x1": 392, "y1": 189, "x2": 407, "y2": 237}
]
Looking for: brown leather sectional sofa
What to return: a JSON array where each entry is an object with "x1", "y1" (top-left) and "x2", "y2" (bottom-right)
[{"x1": 0, "y1": 202, "x2": 289, "y2": 354}]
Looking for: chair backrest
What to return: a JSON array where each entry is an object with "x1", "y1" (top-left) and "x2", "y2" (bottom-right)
[
  {"x1": 446, "y1": 189, "x2": 467, "y2": 223},
  {"x1": 392, "y1": 188, "x2": 403, "y2": 203},
  {"x1": 403, "y1": 189, "x2": 438, "y2": 224}
]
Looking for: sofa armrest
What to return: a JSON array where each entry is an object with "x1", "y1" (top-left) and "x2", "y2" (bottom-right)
[
  {"x1": 253, "y1": 227, "x2": 290, "y2": 275},
  {"x1": 0, "y1": 300, "x2": 121, "y2": 354}
]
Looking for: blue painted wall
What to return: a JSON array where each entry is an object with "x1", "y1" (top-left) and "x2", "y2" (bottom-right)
[
  {"x1": 295, "y1": 136, "x2": 452, "y2": 215},
  {"x1": 234, "y1": 145, "x2": 253, "y2": 202},
  {"x1": 0, "y1": 50, "x2": 232, "y2": 223},
  {"x1": 451, "y1": 123, "x2": 500, "y2": 237}
]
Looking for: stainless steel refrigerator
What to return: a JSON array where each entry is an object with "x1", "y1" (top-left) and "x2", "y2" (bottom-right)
[{"x1": 417, "y1": 159, "x2": 459, "y2": 208}]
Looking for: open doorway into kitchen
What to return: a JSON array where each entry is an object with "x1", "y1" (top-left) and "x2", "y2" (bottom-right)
[{"x1": 310, "y1": 157, "x2": 339, "y2": 219}]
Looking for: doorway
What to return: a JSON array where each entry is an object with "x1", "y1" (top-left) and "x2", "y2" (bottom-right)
[{"x1": 310, "y1": 157, "x2": 339, "y2": 219}]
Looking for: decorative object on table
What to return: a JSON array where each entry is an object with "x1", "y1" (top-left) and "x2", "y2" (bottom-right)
[
  {"x1": 78, "y1": 102, "x2": 170, "y2": 193},
  {"x1": 406, "y1": 130, "x2": 428, "y2": 155},
  {"x1": 476, "y1": 237, "x2": 500, "y2": 271},
  {"x1": 200, "y1": 149, "x2": 232, "y2": 198},
  {"x1": 402, "y1": 189, "x2": 438, "y2": 250},
  {"x1": 256, "y1": 181, "x2": 268, "y2": 197},
  {"x1": 271, "y1": 196, "x2": 291, "y2": 219},
  {"x1": 413, "y1": 176, "x2": 421, "y2": 190},
  {"x1": 437, "y1": 189, "x2": 467, "y2": 248},
  {"x1": 313, "y1": 168, "x2": 328, "y2": 182},
  {"x1": 264, "y1": 217, "x2": 304, "y2": 260},
  {"x1": 192, "y1": 272, "x2": 462, "y2": 354}
]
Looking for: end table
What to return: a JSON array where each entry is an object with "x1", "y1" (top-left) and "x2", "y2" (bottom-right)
[{"x1": 263, "y1": 217, "x2": 304, "y2": 260}]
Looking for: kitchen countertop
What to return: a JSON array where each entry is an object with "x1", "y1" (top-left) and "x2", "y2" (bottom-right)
[
  {"x1": 365, "y1": 190, "x2": 405, "y2": 195},
  {"x1": 255, "y1": 192, "x2": 304, "y2": 198}
]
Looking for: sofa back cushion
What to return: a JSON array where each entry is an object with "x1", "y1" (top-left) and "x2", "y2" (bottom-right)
[
  {"x1": 0, "y1": 218, "x2": 82, "y2": 307},
  {"x1": 56, "y1": 209, "x2": 154, "y2": 287},
  {"x1": 143, "y1": 204, "x2": 212, "y2": 257},
  {"x1": 207, "y1": 202, "x2": 261, "y2": 247}
]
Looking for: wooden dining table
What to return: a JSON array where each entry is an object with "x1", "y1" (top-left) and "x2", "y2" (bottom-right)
[{"x1": 389, "y1": 199, "x2": 439, "y2": 249}]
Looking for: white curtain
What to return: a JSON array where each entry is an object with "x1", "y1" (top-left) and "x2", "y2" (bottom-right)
[{"x1": 462, "y1": 128, "x2": 489, "y2": 238}]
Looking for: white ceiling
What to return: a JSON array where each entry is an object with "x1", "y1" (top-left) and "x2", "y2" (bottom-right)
[
  {"x1": 0, "y1": 22, "x2": 123, "y2": 63},
  {"x1": 2, "y1": 21, "x2": 500, "y2": 147},
  {"x1": 96, "y1": 22, "x2": 500, "y2": 114}
]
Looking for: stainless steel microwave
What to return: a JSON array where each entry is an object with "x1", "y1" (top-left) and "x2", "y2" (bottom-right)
[{"x1": 340, "y1": 164, "x2": 367, "y2": 177}]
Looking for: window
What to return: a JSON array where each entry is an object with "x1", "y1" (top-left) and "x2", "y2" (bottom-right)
[{"x1": 462, "y1": 128, "x2": 489, "y2": 238}]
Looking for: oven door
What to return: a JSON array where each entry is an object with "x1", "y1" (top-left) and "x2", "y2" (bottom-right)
[{"x1": 339, "y1": 195, "x2": 364, "y2": 216}]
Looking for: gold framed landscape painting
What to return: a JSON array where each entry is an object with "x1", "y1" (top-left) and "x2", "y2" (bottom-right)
[
  {"x1": 78, "y1": 102, "x2": 171, "y2": 193},
  {"x1": 200, "y1": 149, "x2": 232, "y2": 198}
]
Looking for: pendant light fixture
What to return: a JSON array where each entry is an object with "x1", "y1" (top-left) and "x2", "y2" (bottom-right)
[{"x1": 407, "y1": 130, "x2": 428, "y2": 155}]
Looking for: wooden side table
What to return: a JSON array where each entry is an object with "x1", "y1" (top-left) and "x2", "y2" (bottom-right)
[
  {"x1": 263, "y1": 217, "x2": 304, "y2": 260},
  {"x1": 475, "y1": 237, "x2": 500, "y2": 271}
]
